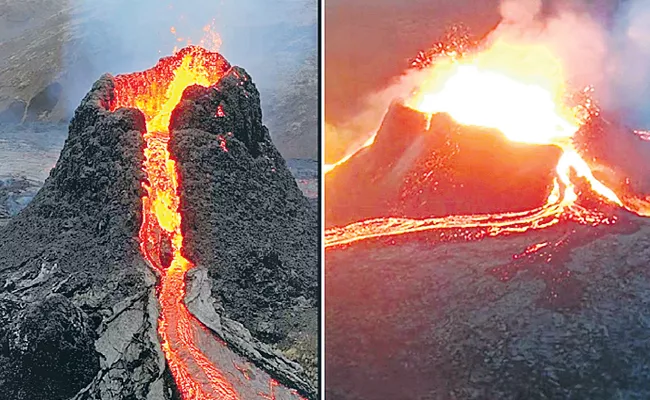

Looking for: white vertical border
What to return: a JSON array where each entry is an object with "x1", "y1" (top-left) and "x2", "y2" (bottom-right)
[{"x1": 318, "y1": 0, "x2": 326, "y2": 397}]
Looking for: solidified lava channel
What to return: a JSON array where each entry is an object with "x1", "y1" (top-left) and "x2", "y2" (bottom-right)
[{"x1": 111, "y1": 46, "x2": 238, "y2": 399}]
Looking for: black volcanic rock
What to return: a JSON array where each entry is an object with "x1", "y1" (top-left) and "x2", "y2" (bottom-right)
[
  {"x1": 170, "y1": 66, "x2": 319, "y2": 382},
  {"x1": 325, "y1": 102, "x2": 562, "y2": 227},
  {"x1": 0, "y1": 294, "x2": 98, "y2": 400},
  {"x1": 0, "y1": 76, "x2": 158, "y2": 399},
  {"x1": 326, "y1": 212, "x2": 650, "y2": 400}
]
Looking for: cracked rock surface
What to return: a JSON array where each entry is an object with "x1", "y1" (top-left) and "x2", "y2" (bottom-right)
[{"x1": 170, "y1": 66, "x2": 319, "y2": 391}]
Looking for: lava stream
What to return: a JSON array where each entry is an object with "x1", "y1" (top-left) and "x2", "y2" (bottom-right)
[
  {"x1": 112, "y1": 46, "x2": 238, "y2": 399},
  {"x1": 325, "y1": 180, "x2": 615, "y2": 248},
  {"x1": 324, "y1": 132, "x2": 376, "y2": 174}
]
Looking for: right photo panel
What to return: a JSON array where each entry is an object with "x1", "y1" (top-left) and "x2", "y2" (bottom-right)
[{"x1": 325, "y1": 0, "x2": 650, "y2": 399}]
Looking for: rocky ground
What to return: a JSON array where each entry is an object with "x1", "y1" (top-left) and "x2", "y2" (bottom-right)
[
  {"x1": 326, "y1": 213, "x2": 650, "y2": 400},
  {"x1": 324, "y1": 87, "x2": 650, "y2": 399},
  {"x1": 0, "y1": 63, "x2": 319, "y2": 398}
]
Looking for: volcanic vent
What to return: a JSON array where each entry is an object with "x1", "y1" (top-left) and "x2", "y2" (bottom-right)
[{"x1": 0, "y1": 46, "x2": 317, "y2": 400}]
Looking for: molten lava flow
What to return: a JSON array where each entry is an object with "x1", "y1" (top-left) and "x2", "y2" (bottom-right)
[
  {"x1": 405, "y1": 39, "x2": 625, "y2": 208},
  {"x1": 324, "y1": 133, "x2": 376, "y2": 174},
  {"x1": 325, "y1": 180, "x2": 616, "y2": 248},
  {"x1": 113, "y1": 46, "x2": 238, "y2": 399},
  {"x1": 325, "y1": 37, "x2": 650, "y2": 248}
]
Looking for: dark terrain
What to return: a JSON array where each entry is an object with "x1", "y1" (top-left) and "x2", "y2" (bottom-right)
[
  {"x1": 324, "y1": 91, "x2": 650, "y2": 399},
  {"x1": 326, "y1": 215, "x2": 650, "y2": 400}
]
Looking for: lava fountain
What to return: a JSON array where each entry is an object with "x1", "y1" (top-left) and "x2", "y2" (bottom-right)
[
  {"x1": 111, "y1": 46, "x2": 237, "y2": 399},
  {"x1": 325, "y1": 36, "x2": 650, "y2": 249}
]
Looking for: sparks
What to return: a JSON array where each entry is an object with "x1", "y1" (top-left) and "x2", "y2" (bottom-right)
[{"x1": 170, "y1": 19, "x2": 222, "y2": 54}]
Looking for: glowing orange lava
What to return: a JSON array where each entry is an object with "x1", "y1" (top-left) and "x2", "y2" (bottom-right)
[
  {"x1": 323, "y1": 133, "x2": 376, "y2": 174},
  {"x1": 112, "y1": 46, "x2": 238, "y2": 399},
  {"x1": 325, "y1": 38, "x2": 650, "y2": 249}
]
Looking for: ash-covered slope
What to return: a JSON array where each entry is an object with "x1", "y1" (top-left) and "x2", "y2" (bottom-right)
[
  {"x1": 0, "y1": 61, "x2": 318, "y2": 398},
  {"x1": 325, "y1": 102, "x2": 562, "y2": 227},
  {"x1": 170, "y1": 66, "x2": 319, "y2": 382}
]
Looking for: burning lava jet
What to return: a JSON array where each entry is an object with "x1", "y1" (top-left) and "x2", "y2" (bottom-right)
[{"x1": 324, "y1": 30, "x2": 650, "y2": 249}]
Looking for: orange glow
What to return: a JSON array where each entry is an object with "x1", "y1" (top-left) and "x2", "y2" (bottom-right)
[
  {"x1": 407, "y1": 39, "x2": 624, "y2": 208},
  {"x1": 324, "y1": 133, "x2": 376, "y2": 174},
  {"x1": 113, "y1": 46, "x2": 238, "y2": 399},
  {"x1": 325, "y1": 38, "x2": 650, "y2": 248}
]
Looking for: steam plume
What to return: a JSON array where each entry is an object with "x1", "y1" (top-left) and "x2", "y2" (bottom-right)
[{"x1": 63, "y1": 0, "x2": 315, "y2": 119}]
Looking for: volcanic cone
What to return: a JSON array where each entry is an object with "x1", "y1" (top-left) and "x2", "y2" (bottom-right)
[
  {"x1": 325, "y1": 102, "x2": 562, "y2": 227},
  {"x1": 0, "y1": 48, "x2": 317, "y2": 400}
]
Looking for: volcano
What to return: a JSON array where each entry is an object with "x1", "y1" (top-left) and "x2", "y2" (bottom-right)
[
  {"x1": 325, "y1": 102, "x2": 564, "y2": 227},
  {"x1": 0, "y1": 47, "x2": 317, "y2": 400}
]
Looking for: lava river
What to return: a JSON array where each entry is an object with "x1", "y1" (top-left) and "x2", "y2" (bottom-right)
[
  {"x1": 325, "y1": 38, "x2": 650, "y2": 249},
  {"x1": 110, "y1": 46, "x2": 302, "y2": 400}
]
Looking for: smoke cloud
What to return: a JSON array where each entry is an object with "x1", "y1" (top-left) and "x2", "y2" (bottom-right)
[
  {"x1": 325, "y1": 68, "x2": 433, "y2": 162},
  {"x1": 489, "y1": 0, "x2": 650, "y2": 127},
  {"x1": 63, "y1": 0, "x2": 316, "y2": 119}
]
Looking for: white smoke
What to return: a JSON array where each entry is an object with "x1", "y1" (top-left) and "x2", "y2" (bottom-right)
[
  {"x1": 325, "y1": 67, "x2": 434, "y2": 162},
  {"x1": 491, "y1": 0, "x2": 650, "y2": 127},
  {"x1": 606, "y1": 0, "x2": 650, "y2": 125},
  {"x1": 327, "y1": 0, "x2": 650, "y2": 161},
  {"x1": 62, "y1": 0, "x2": 316, "y2": 118}
]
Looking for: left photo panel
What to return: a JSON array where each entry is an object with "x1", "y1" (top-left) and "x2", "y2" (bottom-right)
[{"x1": 0, "y1": 1, "x2": 319, "y2": 399}]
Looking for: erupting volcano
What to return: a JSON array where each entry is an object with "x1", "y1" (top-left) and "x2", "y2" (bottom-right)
[
  {"x1": 111, "y1": 46, "x2": 237, "y2": 399},
  {"x1": 0, "y1": 45, "x2": 317, "y2": 400},
  {"x1": 326, "y1": 22, "x2": 650, "y2": 400},
  {"x1": 109, "y1": 46, "x2": 315, "y2": 399},
  {"x1": 325, "y1": 32, "x2": 650, "y2": 249}
]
